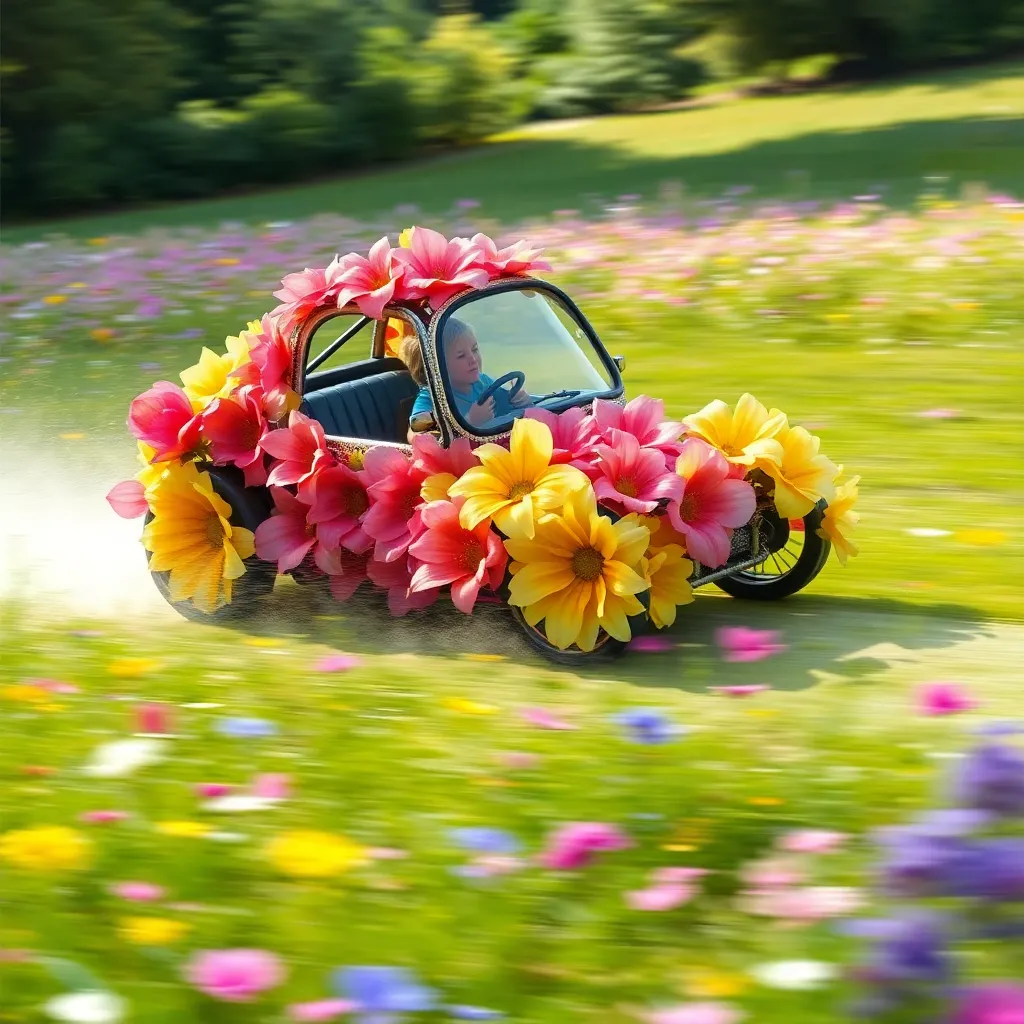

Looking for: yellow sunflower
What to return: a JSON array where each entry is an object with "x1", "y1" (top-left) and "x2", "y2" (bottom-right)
[
  {"x1": 505, "y1": 487, "x2": 651, "y2": 651},
  {"x1": 684, "y1": 393, "x2": 785, "y2": 471},
  {"x1": 818, "y1": 472, "x2": 860, "y2": 565},
  {"x1": 179, "y1": 334, "x2": 252, "y2": 411},
  {"x1": 765, "y1": 424, "x2": 838, "y2": 518},
  {"x1": 449, "y1": 417, "x2": 589, "y2": 540},
  {"x1": 142, "y1": 462, "x2": 255, "y2": 613}
]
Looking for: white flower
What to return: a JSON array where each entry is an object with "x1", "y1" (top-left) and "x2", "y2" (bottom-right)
[
  {"x1": 44, "y1": 991, "x2": 126, "y2": 1023},
  {"x1": 82, "y1": 738, "x2": 165, "y2": 778},
  {"x1": 202, "y1": 795, "x2": 280, "y2": 813},
  {"x1": 749, "y1": 960, "x2": 836, "y2": 990}
]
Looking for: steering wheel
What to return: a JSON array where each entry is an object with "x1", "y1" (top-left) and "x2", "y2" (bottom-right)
[{"x1": 475, "y1": 370, "x2": 526, "y2": 407}]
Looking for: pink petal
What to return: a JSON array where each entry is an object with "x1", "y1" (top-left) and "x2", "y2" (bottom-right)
[{"x1": 106, "y1": 479, "x2": 149, "y2": 519}]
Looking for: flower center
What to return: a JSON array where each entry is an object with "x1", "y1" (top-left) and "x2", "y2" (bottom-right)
[
  {"x1": 615, "y1": 476, "x2": 638, "y2": 498},
  {"x1": 240, "y1": 420, "x2": 260, "y2": 449},
  {"x1": 508, "y1": 481, "x2": 533, "y2": 501},
  {"x1": 341, "y1": 485, "x2": 369, "y2": 517},
  {"x1": 400, "y1": 486, "x2": 420, "y2": 520},
  {"x1": 722, "y1": 444, "x2": 742, "y2": 458},
  {"x1": 678, "y1": 493, "x2": 700, "y2": 522},
  {"x1": 347, "y1": 450, "x2": 365, "y2": 471},
  {"x1": 204, "y1": 513, "x2": 225, "y2": 549},
  {"x1": 458, "y1": 538, "x2": 485, "y2": 573},
  {"x1": 571, "y1": 545, "x2": 605, "y2": 582}
]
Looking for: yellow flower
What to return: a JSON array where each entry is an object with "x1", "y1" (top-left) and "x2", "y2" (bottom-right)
[
  {"x1": 449, "y1": 418, "x2": 589, "y2": 540},
  {"x1": 2, "y1": 684, "x2": 48, "y2": 704},
  {"x1": 267, "y1": 830, "x2": 366, "y2": 878},
  {"x1": 43, "y1": 294, "x2": 67, "y2": 305},
  {"x1": 817, "y1": 473, "x2": 860, "y2": 565},
  {"x1": 766, "y1": 424, "x2": 838, "y2": 518},
  {"x1": 142, "y1": 462, "x2": 255, "y2": 613},
  {"x1": 398, "y1": 227, "x2": 415, "y2": 248},
  {"x1": 179, "y1": 334, "x2": 252, "y2": 411},
  {"x1": 118, "y1": 917, "x2": 190, "y2": 945},
  {"x1": 155, "y1": 820, "x2": 210, "y2": 838},
  {"x1": 90, "y1": 328, "x2": 115, "y2": 342},
  {"x1": 0, "y1": 826, "x2": 91, "y2": 872},
  {"x1": 421, "y1": 472, "x2": 457, "y2": 503},
  {"x1": 505, "y1": 487, "x2": 650, "y2": 651},
  {"x1": 107, "y1": 657, "x2": 163, "y2": 678},
  {"x1": 684, "y1": 393, "x2": 785, "y2": 470},
  {"x1": 443, "y1": 696, "x2": 498, "y2": 715},
  {"x1": 683, "y1": 966, "x2": 749, "y2": 998},
  {"x1": 642, "y1": 528, "x2": 694, "y2": 630}
]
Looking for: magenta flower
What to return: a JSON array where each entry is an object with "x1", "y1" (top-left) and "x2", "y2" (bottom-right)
[
  {"x1": 263, "y1": 410, "x2": 332, "y2": 487},
  {"x1": 470, "y1": 233, "x2": 552, "y2": 276},
  {"x1": 329, "y1": 237, "x2": 408, "y2": 320},
  {"x1": 410, "y1": 432, "x2": 479, "y2": 480},
  {"x1": 407, "y1": 500, "x2": 507, "y2": 613},
  {"x1": 668, "y1": 439, "x2": 756, "y2": 567},
  {"x1": 202, "y1": 386, "x2": 271, "y2": 488},
  {"x1": 315, "y1": 653, "x2": 362, "y2": 672},
  {"x1": 591, "y1": 395, "x2": 684, "y2": 462},
  {"x1": 366, "y1": 552, "x2": 438, "y2": 616},
  {"x1": 109, "y1": 881, "x2": 165, "y2": 902},
  {"x1": 251, "y1": 773, "x2": 290, "y2": 799},
  {"x1": 185, "y1": 948, "x2": 285, "y2": 1002},
  {"x1": 626, "y1": 867, "x2": 705, "y2": 911},
  {"x1": 79, "y1": 809, "x2": 129, "y2": 824},
  {"x1": 917, "y1": 681, "x2": 977, "y2": 716},
  {"x1": 521, "y1": 707, "x2": 575, "y2": 730},
  {"x1": 271, "y1": 267, "x2": 335, "y2": 332},
  {"x1": 298, "y1": 462, "x2": 373, "y2": 555},
  {"x1": 135, "y1": 702, "x2": 172, "y2": 735},
  {"x1": 254, "y1": 487, "x2": 320, "y2": 574},
  {"x1": 393, "y1": 227, "x2": 489, "y2": 306},
  {"x1": 711, "y1": 684, "x2": 771, "y2": 697},
  {"x1": 629, "y1": 635, "x2": 674, "y2": 653},
  {"x1": 539, "y1": 822, "x2": 631, "y2": 870},
  {"x1": 524, "y1": 406, "x2": 600, "y2": 465},
  {"x1": 288, "y1": 1000, "x2": 355, "y2": 1022},
  {"x1": 952, "y1": 984, "x2": 1024, "y2": 1024},
  {"x1": 328, "y1": 550, "x2": 371, "y2": 603},
  {"x1": 360, "y1": 446, "x2": 428, "y2": 563},
  {"x1": 195, "y1": 783, "x2": 233, "y2": 798},
  {"x1": 246, "y1": 314, "x2": 295, "y2": 420},
  {"x1": 127, "y1": 381, "x2": 204, "y2": 463},
  {"x1": 105, "y1": 479, "x2": 149, "y2": 519},
  {"x1": 715, "y1": 626, "x2": 786, "y2": 662},
  {"x1": 591, "y1": 429, "x2": 684, "y2": 514}
]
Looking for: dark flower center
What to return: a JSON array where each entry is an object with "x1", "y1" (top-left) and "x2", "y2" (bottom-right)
[{"x1": 572, "y1": 546, "x2": 604, "y2": 582}]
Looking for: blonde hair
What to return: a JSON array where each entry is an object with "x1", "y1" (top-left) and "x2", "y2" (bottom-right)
[{"x1": 399, "y1": 334, "x2": 426, "y2": 386}]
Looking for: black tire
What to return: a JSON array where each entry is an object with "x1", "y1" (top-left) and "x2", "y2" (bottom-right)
[
  {"x1": 714, "y1": 500, "x2": 831, "y2": 601},
  {"x1": 145, "y1": 465, "x2": 276, "y2": 623}
]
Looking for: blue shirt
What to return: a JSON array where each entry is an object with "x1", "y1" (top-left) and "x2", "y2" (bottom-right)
[{"x1": 411, "y1": 374, "x2": 514, "y2": 423}]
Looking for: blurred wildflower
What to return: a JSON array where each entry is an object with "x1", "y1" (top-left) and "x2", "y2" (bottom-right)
[
  {"x1": 315, "y1": 654, "x2": 362, "y2": 672},
  {"x1": 749, "y1": 959, "x2": 836, "y2": 990},
  {"x1": 638, "y1": 1004, "x2": 743, "y2": 1024},
  {"x1": 109, "y1": 882, "x2": 165, "y2": 902},
  {"x1": 449, "y1": 828, "x2": 521, "y2": 854},
  {"x1": 951, "y1": 984, "x2": 1024, "y2": 1023},
  {"x1": 539, "y1": 822, "x2": 631, "y2": 870},
  {"x1": 106, "y1": 658, "x2": 162, "y2": 678},
  {"x1": 711, "y1": 685, "x2": 770, "y2": 697},
  {"x1": 917, "y1": 682, "x2": 977, "y2": 716},
  {"x1": 333, "y1": 965, "x2": 436, "y2": 1018},
  {"x1": 155, "y1": 821, "x2": 211, "y2": 839},
  {"x1": 43, "y1": 991, "x2": 126, "y2": 1023},
  {"x1": 185, "y1": 949, "x2": 285, "y2": 1002},
  {"x1": 521, "y1": 707, "x2": 575, "y2": 730},
  {"x1": 79, "y1": 810, "x2": 129, "y2": 825},
  {"x1": 217, "y1": 716, "x2": 278, "y2": 738},
  {"x1": 118, "y1": 917, "x2": 189, "y2": 945},
  {"x1": 83, "y1": 738, "x2": 165, "y2": 778},
  {"x1": 614, "y1": 708, "x2": 686, "y2": 744},
  {"x1": 267, "y1": 830, "x2": 366, "y2": 878},
  {"x1": 626, "y1": 867, "x2": 705, "y2": 910},
  {"x1": 0, "y1": 826, "x2": 91, "y2": 872},
  {"x1": 288, "y1": 1000, "x2": 356, "y2": 1021},
  {"x1": 715, "y1": 627, "x2": 785, "y2": 663},
  {"x1": 953, "y1": 741, "x2": 1024, "y2": 816}
]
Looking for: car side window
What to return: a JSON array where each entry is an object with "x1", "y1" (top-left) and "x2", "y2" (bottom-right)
[{"x1": 305, "y1": 315, "x2": 373, "y2": 375}]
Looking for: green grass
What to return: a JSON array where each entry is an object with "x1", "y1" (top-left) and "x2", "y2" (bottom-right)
[{"x1": 4, "y1": 61, "x2": 1024, "y2": 244}]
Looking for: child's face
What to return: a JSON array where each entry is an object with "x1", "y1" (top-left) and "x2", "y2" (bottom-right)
[{"x1": 446, "y1": 331, "x2": 482, "y2": 391}]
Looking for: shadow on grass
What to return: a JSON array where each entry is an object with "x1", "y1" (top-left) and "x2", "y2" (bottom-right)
[{"x1": 224, "y1": 577, "x2": 993, "y2": 695}]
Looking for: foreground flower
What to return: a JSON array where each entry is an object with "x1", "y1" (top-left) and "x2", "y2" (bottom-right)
[
  {"x1": 267, "y1": 830, "x2": 366, "y2": 878},
  {"x1": 638, "y1": 1002, "x2": 743, "y2": 1024},
  {"x1": 953, "y1": 741, "x2": 1024, "y2": 816},
  {"x1": 591, "y1": 430, "x2": 683, "y2": 514},
  {"x1": 202, "y1": 386, "x2": 271, "y2": 488},
  {"x1": 684, "y1": 393, "x2": 785, "y2": 470},
  {"x1": 642, "y1": 519, "x2": 694, "y2": 629},
  {"x1": 142, "y1": 462, "x2": 255, "y2": 613},
  {"x1": 179, "y1": 337, "x2": 253, "y2": 410},
  {"x1": 254, "y1": 487, "x2": 320, "y2": 574},
  {"x1": 263, "y1": 410, "x2": 332, "y2": 487},
  {"x1": 408, "y1": 500, "x2": 507, "y2": 613},
  {"x1": 917, "y1": 681, "x2": 976, "y2": 716},
  {"x1": 627, "y1": 867, "x2": 705, "y2": 911},
  {"x1": 412, "y1": 433, "x2": 479, "y2": 502},
  {"x1": 540, "y1": 822, "x2": 631, "y2": 870},
  {"x1": 471, "y1": 232, "x2": 552, "y2": 276},
  {"x1": 366, "y1": 554, "x2": 438, "y2": 615},
  {"x1": 450, "y1": 417, "x2": 589, "y2": 540},
  {"x1": 271, "y1": 266, "x2": 335, "y2": 331},
  {"x1": 299, "y1": 463, "x2": 373, "y2": 555},
  {"x1": 0, "y1": 826, "x2": 91, "y2": 872},
  {"x1": 393, "y1": 226, "x2": 489, "y2": 306},
  {"x1": 118, "y1": 916, "x2": 190, "y2": 945},
  {"x1": 127, "y1": 381, "x2": 204, "y2": 463},
  {"x1": 591, "y1": 396, "x2": 684, "y2": 460},
  {"x1": 329, "y1": 236, "x2": 407, "y2": 320},
  {"x1": 715, "y1": 626, "x2": 785, "y2": 663},
  {"x1": 243, "y1": 315, "x2": 299, "y2": 420},
  {"x1": 668, "y1": 440, "x2": 756, "y2": 567},
  {"x1": 43, "y1": 991, "x2": 126, "y2": 1023},
  {"x1": 83, "y1": 738, "x2": 165, "y2": 778},
  {"x1": 185, "y1": 949, "x2": 285, "y2": 1002},
  {"x1": 361, "y1": 446, "x2": 429, "y2": 562},
  {"x1": 614, "y1": 708, "x2": 686, "y2": 744},
  {"x1": 333, "y1": 966, "x2": 436, "y2": 1017},
  {"x1": 765, "y1": 425, "x2": 837, "y2": 518},
  {"x1": 524, "y1": 406, "x2": 600, "y2": 464},
  {"x1": 506, "y1": 486, "x2": 650, "y2": 650},
  {"x1": 817, "y1": 473, "x2": 860, "y2": 564},
  {"x1": 105, "y1": 479, "x2": 149, "y2": 519},
  {"x1": 952, "y1": 983, "x2": 1024, "y2": 1024}
]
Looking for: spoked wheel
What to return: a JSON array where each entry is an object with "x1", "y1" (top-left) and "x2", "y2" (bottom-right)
[
  {"x1": 146, "y1": 466, "x2": 276, "y2": 623},
  {"x1": 715, "y1": 501, "x2": 831, "y2": 601}
]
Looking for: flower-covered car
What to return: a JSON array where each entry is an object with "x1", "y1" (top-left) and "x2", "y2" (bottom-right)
[{"x1": 108, "y1": 227, "x2": 860, "y2": 663}]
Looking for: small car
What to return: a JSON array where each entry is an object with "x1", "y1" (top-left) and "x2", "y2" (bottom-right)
[{"x1": 118, "y1": 230, "x2": 852, "y2": 664}]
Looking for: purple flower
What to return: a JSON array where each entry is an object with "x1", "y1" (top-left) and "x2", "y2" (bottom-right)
[
  {"x1": 333, "y1": 966, "x2": 435, "y2": 1019},
  {"x1": 613, "y1": 708, "x2": 685, "y2": 744},
  {"x1": 946, "y1": 838, "x2": 1024, "y2": 901},
  {"x1": 852, "y1": 910, "x2": 952, "y2": 989},
  {"x1": 952, "y1": 742, "x2": 1024, "y2": 816},
  {"x1": 876, "y1": 819, "x2": 972, "y2": 898},
  {"x1": 217, "y1": 716, "x2": 278, "y2": 738},
  {"x1": 446, "y1": 1007, "x2": 505, "y2": 1020},
  {"x1": 449, "y1": 828, "x2": 520, "y2": 855}
]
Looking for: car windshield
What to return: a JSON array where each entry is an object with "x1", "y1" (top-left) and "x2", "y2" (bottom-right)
[{"x1": 434, "y1": 287, "x2": 616, "y2": 436}]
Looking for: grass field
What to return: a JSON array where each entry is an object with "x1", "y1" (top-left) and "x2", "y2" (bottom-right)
[{"x1": 2, "y1": 63, "x2": 1024, "y2": 1023}]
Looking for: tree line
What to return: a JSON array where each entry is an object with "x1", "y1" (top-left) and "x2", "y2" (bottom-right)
[{"x1": 3, "y1": 0, "x2": 1022, "y2": 218}]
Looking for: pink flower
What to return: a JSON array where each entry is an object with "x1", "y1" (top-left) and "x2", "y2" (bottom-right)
[
  {"x1": 710, "y1": 685, "x2": 771, "y2": 697},
  {"x1": 110, "y1": 881, "x2": 165, "y2": 902},
  {"x1": 626, "y1": 867, "x2": 705, "y2": 911},
  {"x1": 251, "y1": 773, "x2": 290, "y2": 799},
  {"x1": 28, "y1": 678, "x2": 78, "y2": 695},
  {"x1": 628, "y1": 636, "x2": 674, "y2": 653},
  {"x1": 195, "y1": 783, "x2": 234, "y2": 798},
  {"x1": 271, "y1": 267, "x2": 335, "y2": 332},
  {"x1": 288, "y1": 1000, "x2": 356, "y2": 1022},
  {"x1": 917, "y1": 681, "x2": 977, "y2": 716},
  {"x1": 366, "y1": 553, "x2": 439, "y2": 616},
  {"x1": 501, "y1": 751, "x2": 541, "y2": 770},
  {"x1": 715, "y1": 626, "x2": 786, "y2": 663},
  {"x1": 744, "y1": 885, "x2": 861, "y2": 922},
  {"x1": 360, "y1": 446, "x2": 428, "y2": 563},
  {"x1": 328, "y1": 550, "x2": 371, "y2": 603},
  {"x1": 741, "y1": 855, "x2": 804, "y2": 890},
  {"x1": 79, "y1": 810, "x2": 129, "y2": 824},
  {"x1": 539, "y1": 822, "x2": 631, "y2": 870},
  {"x1": 524, "y1": 406, "x2": 600, "y2": 464},
  {"x1": 521, "y1": 707, "x2": 576, "y2": 730},
  {"x1": 329, "y1": 237, "x2": 408, "y2": 320},
  {"x1": 254, "y1": 486, "x2": 317, "y2": 573},
  {"x1": 591, "y1": 429, "x2": 684, "y2": 514},
  {"x1": 393, "y1": 227, "x2": 489, "y2": 306},
  {"x1": 778, "y1": 830, "x2": 846, "y2": 854},
  {"x1": 298, "y1": 462, "x2": 373, "y2": 555},
  {"x1": 127, "y1": 381, "x2": 204, "y2": 462},
  {"x1": 246, "y1": 314, "x2": 296, "y2": 420},
  {"x1": 470, "y1": 233, "x2": 552, "y2": 276},
  {"x1": 410, "y1": 433, "x2": 479, "y2": 479},
  {"x1": 669, "y1": 440, "x2": 757, "y2": 567},
  {"x1": 591, "y1": 395, "x2": 684, "y2": 461},
  {"x1": 640, "y1": 1002, "x2": 744, "y2": 1024},
  {"x1": 407, "y1": 500, "x2": 507, "y2": 614},
  {"x1": 135, "y1": 703, "x2": 172, "y2": 735},
  {"x1": 203, "y1": 387, "x2": 271, "y2": 488},
  {"x1": 263, "y1": 411, "x2": 332, "y2": 487},
  {"x1": 952, "y1": 984, "x2": 1024, "y2": 1024},
  {"x1": 315, "y1": 654, "x2": 361, "y2": 672},
  {"x1": 106, "y1": 479, "x2": 149, "y2": 519},
  {"x1": 185, "y1": 948, "x2": 285, "y2": 1002}
]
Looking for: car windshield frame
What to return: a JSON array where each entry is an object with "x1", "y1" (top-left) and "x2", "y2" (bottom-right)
[{"x1": 428, "y1": 278, "x2": 623, "y2": 441}]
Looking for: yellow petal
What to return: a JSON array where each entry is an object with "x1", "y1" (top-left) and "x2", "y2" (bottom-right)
[{"x1": 508, "y1": 560, "x2": 574, "y2": 606}]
